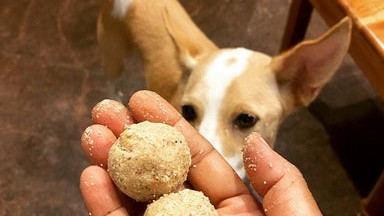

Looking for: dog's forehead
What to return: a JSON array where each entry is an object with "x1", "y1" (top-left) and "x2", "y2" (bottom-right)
[
  {"x1": 184, "y1": 48, "x2": 272, "y2": 97},
  {"x1": 204, "y1": 48, "x2": 254, "y2": 87},
  {"x1": 200, "y1": 48, "x2": 272, "y2": 85},
  {"x1": 203, "y1": 48, "x2": 271, "y2": 70}
]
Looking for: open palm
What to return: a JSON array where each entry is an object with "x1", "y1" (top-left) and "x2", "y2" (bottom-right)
[{"x1": 80, "y1": 90, "x2": 322, "y2": 216}]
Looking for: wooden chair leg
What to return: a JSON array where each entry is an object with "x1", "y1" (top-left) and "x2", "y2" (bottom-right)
[{"x1": 280, "y1": 0, "x2": 314, "y2": 52}]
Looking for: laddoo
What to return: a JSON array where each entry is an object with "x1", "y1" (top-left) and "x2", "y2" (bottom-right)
[
  {"x1": 144, "y1": 189, "x2": 218, "y2": 216},
  {"x1": 108, "y1": 121, "x2": 191, "y2": 202}
]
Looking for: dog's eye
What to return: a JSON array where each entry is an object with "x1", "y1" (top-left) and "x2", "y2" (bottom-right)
[
  {"x1": 182, "y1": 105, "x2": 197, "y2": 122},
  {"x1": 234, "y1": 113, "x2": 259, "y2": 129}
]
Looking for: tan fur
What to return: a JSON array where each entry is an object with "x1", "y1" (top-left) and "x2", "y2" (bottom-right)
[
  {"x1": 98, "y1": 0, "x2": 352, "y2": 177},
  {"x1": 272, "y1": 18, "x2": 353, "y2": 110},
  {"x1": 98, "y1": 0, "x2": 217, "y2": 103}
]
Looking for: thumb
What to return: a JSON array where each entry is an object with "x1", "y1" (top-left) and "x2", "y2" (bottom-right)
[{"x1": 243, "y1": 132, "x2": 322, "y2": 216}]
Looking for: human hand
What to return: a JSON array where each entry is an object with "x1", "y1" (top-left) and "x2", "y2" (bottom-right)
[{"x1": 80, "y1": 90, "x2": 322, "y2": 216}]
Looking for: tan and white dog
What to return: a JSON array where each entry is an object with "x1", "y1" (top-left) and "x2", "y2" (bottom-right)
[{"x1": 98, "y1": 0, "x2": 352, "y2": 178}]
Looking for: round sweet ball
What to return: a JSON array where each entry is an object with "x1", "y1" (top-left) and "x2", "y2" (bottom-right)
[
  {"x1": 144, "y1": 189, "x2": 218, "y2": 216},
  {"x1": 108, "y1": 121, "x2": 191, "y2": 202}
]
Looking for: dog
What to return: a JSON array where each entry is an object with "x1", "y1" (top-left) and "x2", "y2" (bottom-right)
[{"x1": 97, "y1": 0, "x2": 352, "y2": 178}]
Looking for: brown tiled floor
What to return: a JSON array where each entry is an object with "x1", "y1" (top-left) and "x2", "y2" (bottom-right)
[{"x1": 1, "y1": 0, "x2": 382, "y2": 215}]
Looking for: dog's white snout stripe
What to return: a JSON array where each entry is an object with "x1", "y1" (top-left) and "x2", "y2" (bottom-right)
[
  {"x1": 199, "y1": 48, "x2": 253, "y2": 178},
  {"x1": 111, "y1": 0, "x2": 133, "y2": 19}
]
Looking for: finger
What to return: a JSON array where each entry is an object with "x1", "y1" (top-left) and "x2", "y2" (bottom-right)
[
  {"x1": 243, "y1": 133, "x2": 322, "y2": 215},
  {"x1": 92, "y1": 99, "x2": 134, "y2": 136},
  {"x1": 128, "y1": 91, "x2": 208, "y2": 158},
  {"x1": 128, "y1": 90, "x2": 262, "y2": 214},
  {"x1": 80, "y1": 166, "x2": 128, "y2": 216},
  {"x1": 81, "y1": 124, "x2": 116, "y2": 168}
]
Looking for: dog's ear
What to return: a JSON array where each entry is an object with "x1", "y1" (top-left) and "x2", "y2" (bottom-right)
[
  {"x1": 162, "y1": 6, "x2": 217, "y2": 72},
  {"x1": 272, "y1": 17, "x2": 352, "y2": 108}
]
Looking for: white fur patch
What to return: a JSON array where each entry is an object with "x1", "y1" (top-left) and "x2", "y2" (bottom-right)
[
  {"x1": 198, "y1": 48, "x2": 253, "y2": 176},
  {"x1": 111, "y1": 0, "x2": 132, "y2": 19}
]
